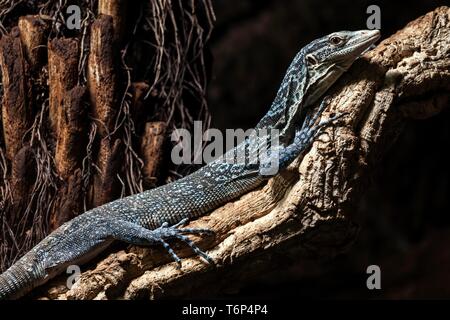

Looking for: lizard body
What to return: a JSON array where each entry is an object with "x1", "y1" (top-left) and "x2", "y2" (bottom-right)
[{"x1": 0, "y1": 30, "x2": 380, "y2": 299}]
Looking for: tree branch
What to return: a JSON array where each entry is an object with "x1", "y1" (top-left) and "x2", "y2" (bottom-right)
[{"x1": 38, "y1": 6, "x2": 450, "y2": 300}]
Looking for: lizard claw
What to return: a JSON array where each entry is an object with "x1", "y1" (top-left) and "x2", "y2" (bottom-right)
[
  {"x1": 178, "y1": 227, "x2": 215, "y2": 236},
  {"x1": 170, "y1": 218, "x2": 189, "y2": 228},
  {"x1": 158, "y1": 238, "x2": 182, "y2": 267},
  {"x1": 170, "y1": 218, "x2": 215, "y2": 236},
  {"x1": 155, "y1": 220, "x2": 215, "y2": 266}
]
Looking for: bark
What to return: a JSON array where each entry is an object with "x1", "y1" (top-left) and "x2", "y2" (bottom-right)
[
  {"x1": 88, "y1": 14, "x2": 121, "y2": 207},
  {"x1": 37, "y1": 6, "x2": 450, "y2": 299},
  {"x1": 0, "y1": 27, "x2": 32, "y2": 160},
  {"x1": 98, "y1": 0, "x2": 128, "y2": 45},
  {"x1": 87, "y1": 14, "x2": 117, "y2": 138},
  {"x1": 52, "y1": 86, "x2": 88, "y2": 229},
  {"x1": 50, "y1": 169, "x2": 84, "y2": 230},
  {"x1": 18, "y1": 15, "x2": 49, "y2": 71},
  {"x1": 10, "y1": 146, "x2": 35, "y2": 213},
  {"x1": 92, "y1": 137, "x2": 123, "y2": 207},
  {"x1": 48, "y1": 38, "x2": 79, "y2": 135},
  {"x1": 140, "y1": 122, "x2": 167, "y2": 188},
  {"x1": 130, "y1": 82, "x2": 150, "y2": 135},
  {"x1": 55, "y1": 86, "x2": 88, "y2": 180}
]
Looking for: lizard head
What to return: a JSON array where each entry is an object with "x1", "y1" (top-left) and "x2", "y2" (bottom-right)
[
  {"x1": 303, "y1": 29, "x2": 381, "y2": 105},
  {"x1": 257, "y1": 30, "x2": 380, "y2": 141}
]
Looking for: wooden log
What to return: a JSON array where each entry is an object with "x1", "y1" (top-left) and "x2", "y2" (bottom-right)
[
  {"x1": 130, "y1": 82, "x2": 150, "y2": 135},
  {"x1": 98, "y1": 0, "x2": 128, "y2": 44},
  {"x1": 10, "y1": 146, "x2": 35, "y2": 215},
  {"x1": 92, "y1": 138, "x2": 123, "y2": 207},
  {"x1": 0, "y1": 27, "x2": 32, "y2": 160},
  {"x1": 50, "y1": 169, "x2": 84, "y2": 230},
  {"x1": 140, "y1": 122, "x2": 166, "y2": 188},
  {"x1": 87, "y1": 15, "x2": 117, "y2": 138},
  {"x1": 48, "y1": 38, "x2": 79, "y2": 135},
  {"x1": 55, "y1": 86, "x2": 88, "y2": 180},
  {"x1": 18, "y1": 15, "x2": 49, "y2": 70}
]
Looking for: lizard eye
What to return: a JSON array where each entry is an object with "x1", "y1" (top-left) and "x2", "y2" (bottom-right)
[
  {"x1": 306, "y1": 54, "x2": 318, "y2": 65},
  {"x1": 329, "y1": 35, "x2": 345, "y2": 46}
]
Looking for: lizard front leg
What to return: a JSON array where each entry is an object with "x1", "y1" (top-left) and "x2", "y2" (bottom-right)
[
  {"x1": 110, "y1": 219, "x2": 214, "y2": 266},
  {"x1": 259, "y1": 100, "x2": 346, "y2": 176}
]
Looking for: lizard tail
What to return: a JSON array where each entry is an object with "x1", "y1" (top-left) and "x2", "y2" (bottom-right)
[{"x1": 0, "y1": 254, "x2": 45, "y2": 300}]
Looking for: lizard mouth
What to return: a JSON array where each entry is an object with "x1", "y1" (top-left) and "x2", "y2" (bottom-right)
[
  {"x1": 347, "y1": 30, "x2": 380, "y2": 55},
  {"x1": 355, "y1": 29, "x2": 381, "y2": 50},
  {"x1": 333, "y1": 30, "x2": 380, "y2": 67}
]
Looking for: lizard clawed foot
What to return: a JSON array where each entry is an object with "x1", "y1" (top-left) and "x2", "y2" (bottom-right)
[
  {"x1": 154, "y1": 220, "x2": 215, "y2": 267},
  {"x1": 162, "y1": 218, "x2": 214, "y2": 235},
  {"x1": 299, "y1": 111, "x2": 348, "y2": 145}
]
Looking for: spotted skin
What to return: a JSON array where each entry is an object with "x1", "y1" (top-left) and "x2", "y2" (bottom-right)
[{"x1": 0, "y1": 30, "x2": 380, "y2": 299}]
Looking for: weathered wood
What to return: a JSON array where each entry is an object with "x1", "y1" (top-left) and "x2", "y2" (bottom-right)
[
  {"x1": 130, "y1": 82, "x2": 150, "y2": 135},
  {"x1": 48, "y1": 38, "x2": 79, "y2": 135},
  {"x1": 92, "y1": 138, "x2": 123, "y2": 207},
  {"x1": 39, "y1": 7, "x2": 450, "y2": 300},
  {"x1": 10, "y1": 146, "x2": 35, "y2": 214},
  {"x1": 140, "y1": 122, "x2": 167, "y2": 188},
  {"x1": 98, "y1": 0, "x2": 128, "y2": 44},
  {"x1": 87, "y1": 15, "x2": 117, "y2": 138},
  {"x1": 55, "y1": 86, "x2": 88, "y2": 180},
  {"x1": 88, "y1": 14, "x2": 121, "y2": 208},
  {"x1": 50, "y1": 169, "x2": 84, "y2": 230},
  {"x1": 18, "y1": 15, "x2": 49, "y2": 70},
  {"x1": 0, "y1": 27, "x2": 32, "y2": 160}
]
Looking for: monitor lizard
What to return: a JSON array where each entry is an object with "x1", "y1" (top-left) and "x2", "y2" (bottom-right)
[{"x1": 0, "y1": 29, "x2": 380, "y2": 299}]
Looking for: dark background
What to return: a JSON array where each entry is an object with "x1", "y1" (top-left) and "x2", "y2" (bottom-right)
[{"x1": 206, "y1": 0, "x2": 450, "y2": 298}]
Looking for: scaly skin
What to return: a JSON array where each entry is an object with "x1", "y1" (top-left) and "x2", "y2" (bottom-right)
[{"x1": 0, "y1": 30, "x2": 380, "y2": 300}]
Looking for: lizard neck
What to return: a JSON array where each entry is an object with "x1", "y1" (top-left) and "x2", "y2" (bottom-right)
[{"x1": 256, "y1": 49, "x2": 308, "y2": 136}]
